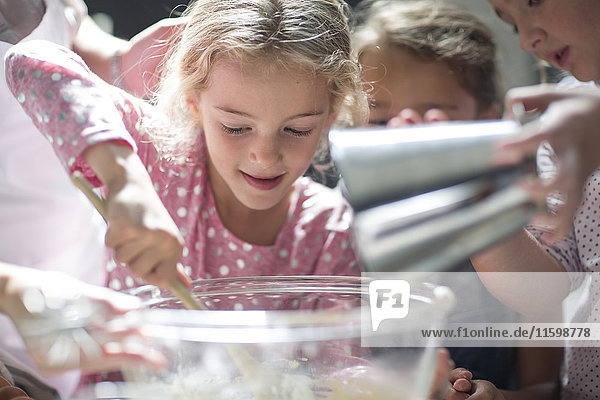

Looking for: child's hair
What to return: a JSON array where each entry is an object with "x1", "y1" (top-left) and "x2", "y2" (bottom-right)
[
  {"x1": 146, "y1": 0, "x2": 367, "y2": 161},
  {"x1": 353, "y1": 0, "x2": 501, "y2": 115}
]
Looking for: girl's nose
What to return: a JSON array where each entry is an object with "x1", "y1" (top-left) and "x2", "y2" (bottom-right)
[
  {"x1": 519, "y1": 25, "x2": 545, "y2": 52},
  {"x1": 248, "y1": 135, "x2": 282, "y2": 168}
]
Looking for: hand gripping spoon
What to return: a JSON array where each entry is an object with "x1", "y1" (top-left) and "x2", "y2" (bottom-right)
[{"x1": 70, "y1": 171, "x2": 320, "y2": 399}]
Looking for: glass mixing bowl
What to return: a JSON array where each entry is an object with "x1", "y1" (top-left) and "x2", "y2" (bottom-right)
[{"x1": 111, "y1": 276, "x2": 454, "y2": 400}]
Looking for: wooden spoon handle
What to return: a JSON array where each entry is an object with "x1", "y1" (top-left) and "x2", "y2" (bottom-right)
[{"x1": 70, "y1": 171, "x2": 205, "y2": 310}]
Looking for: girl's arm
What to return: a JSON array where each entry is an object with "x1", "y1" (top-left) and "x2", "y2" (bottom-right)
[
  {"x1": 5, "y1": 40, "x2": 187, "y2": 290},
  {"x1": 470, "y1": 229, "x2": 570, "y2": 318},
  {"x1": 72, "y1": 15, "x2": 187, "y2": 98},
  {"x1": 82, "y1": 142, "x2": 188, "y2": 288}
]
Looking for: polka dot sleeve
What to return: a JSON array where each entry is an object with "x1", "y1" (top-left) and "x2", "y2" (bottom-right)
[
  {"x1": 4, "y1": 40, "x2": 138, "y2": 184},
  {"x1": 526, "y1": 143, "x2": 588, "y2": 290}
]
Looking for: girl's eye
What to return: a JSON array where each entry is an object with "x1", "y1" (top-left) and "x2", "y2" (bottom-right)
[
  {"x1": 221, "y1": 125, "x2": 247, "y2": 135},
  {"x1": 368, "y1": 119, "x2": 388, "y2": 126},
  {"x1": 285, "y1": 127, "x2": 313, "y2": 137},
  {"x1": 527, "y1": 0, "x2": 541, "y2": 6}
]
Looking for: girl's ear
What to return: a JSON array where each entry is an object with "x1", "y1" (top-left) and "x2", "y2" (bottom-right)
[{"x1": 185, "y1": 95, "x2": 203, "y2": 123}]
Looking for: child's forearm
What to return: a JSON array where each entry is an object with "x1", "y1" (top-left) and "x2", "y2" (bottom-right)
[
  {"x1": 471, "y1": 228, "x2": 565, "y2": 273},
  {"x1": 471, "y1": 229, "x2": 570, "y2": 317},
  {"x1": 82, "y1": 141, "x2": 151, "y2": 195},
  {"x1": 73, "y1": 15, "x2": 186, "y2": 98},
  {"x1": 72, "y1": 16, "x2": 129, "y2": 88}
]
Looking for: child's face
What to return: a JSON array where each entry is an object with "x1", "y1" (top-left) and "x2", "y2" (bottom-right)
[
  {"x1": 488, "y1": 0, "x2": 600, "y2": 82},
  {"x1": 187, "y1": 59, "x2": 335, "y2": 211},
  {"x1": 360, "y1": 47, "x2": 494, "y2": 126}
]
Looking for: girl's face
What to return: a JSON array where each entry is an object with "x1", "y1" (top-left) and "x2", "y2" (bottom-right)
[
  {"x1": 361, "y1": 47, "x2": 497, "y2": 125},
  {"x1": 488, "y1": 0, "x2": 600, "y2": 82},
  {"x1": 188, "y1": 59, "x2": 335, "y2": 212}
]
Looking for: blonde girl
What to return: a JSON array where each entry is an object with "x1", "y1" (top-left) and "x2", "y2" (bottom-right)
[{"x1": 5, "y1": 0, "x2": 367, "y2": 293}]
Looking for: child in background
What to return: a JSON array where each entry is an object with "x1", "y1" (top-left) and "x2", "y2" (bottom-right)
[
  {"x1": 354, "y1": 0, "x2": 500, "y2": 126},
  {"x1": 305, "y1": 0, "x2": 501, "y2": 187},
  {"x1": 5, "y1": 0, "x2": 366, "y2": 294},
  {"x1": 465, "y1": 0, "x2": 600, "y2": 399},
  {"x1": 351, "y1": 1, "x2": 561, "y2": 399}
]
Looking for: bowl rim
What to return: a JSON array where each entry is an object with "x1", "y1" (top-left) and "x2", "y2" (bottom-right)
[{"x1": 118, "y1": 276, "x2": 454, "y2": 343}]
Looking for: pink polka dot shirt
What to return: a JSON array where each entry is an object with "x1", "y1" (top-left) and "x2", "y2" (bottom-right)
[
  {"x1": 528, "y1": 143, "x2": 600, "y2": 399},
  {"x1": 5, "y1": 41, "x2": 362, "y2": 291}
]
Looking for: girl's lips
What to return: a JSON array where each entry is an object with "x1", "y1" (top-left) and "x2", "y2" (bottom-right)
[
  {"x1": 241, "y1": 171, "x2": 284, "y2": 191},
  {"x1": 549, "y1": 46, "x2": 570, "y2": 69}
]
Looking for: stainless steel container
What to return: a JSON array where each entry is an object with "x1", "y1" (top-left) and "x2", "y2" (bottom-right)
[
  {"x1": 329, "y1": 120, "x2": 537, "y2": 273},
  {"x1": 329, "y1": 120, "x2": 521, "y2": 210}
]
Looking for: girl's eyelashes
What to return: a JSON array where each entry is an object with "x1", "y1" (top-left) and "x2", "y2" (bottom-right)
[
  {"x1": 221, "y1": 124, "x2": 248, "y2": 135},
  {"x1": 285, "y1": 127, "x2": 313, "y2": 137},
  {"x1": 220, "y1": 124, "x2": 312, "y2": 137}
]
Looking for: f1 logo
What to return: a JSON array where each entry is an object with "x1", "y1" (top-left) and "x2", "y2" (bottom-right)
[{"x1": 369, "y1": 280, "x2": 410, "y2": 331}]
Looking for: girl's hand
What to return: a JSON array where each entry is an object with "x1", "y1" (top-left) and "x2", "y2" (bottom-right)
[
  {"x1": 103, "y1": 167, "x2": 186, "y2": 289},
  {"x1": 83, "y1": 143, "x2": 187, "y2": 290},
  {"x1": 0, "y1": 266, "x2": 166, "y2": 375},
  {"x1": 497, "y1": 84, "x2": 600, "y2": 241}
]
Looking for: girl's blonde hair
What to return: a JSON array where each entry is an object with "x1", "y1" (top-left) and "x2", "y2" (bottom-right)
[
  {"x1": 146, "y1": 0, "x2": 367, "y2": 161},
  {"x1": 354, "y1": 0, "x2": 501, "y2": 115}
]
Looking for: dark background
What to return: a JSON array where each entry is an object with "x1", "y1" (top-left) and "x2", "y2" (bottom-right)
[{"x1": 85, "y1": 0, "x2": 363, "y2": 39}]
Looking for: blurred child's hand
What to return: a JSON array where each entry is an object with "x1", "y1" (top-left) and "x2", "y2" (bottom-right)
[
  {"x1": 449, "y1": 367, "x2": 473, "y2": 394},
  {"x1": 447, "y1": 367, "x2": 507, "y2": 400},
  {"x1": 498, "y1": 84, "x2": 600, "y2": 241},
  {"x1": 451, "y1": 380, "x2": 506, "y2": 400},
  {"x1": 427, "y1": 349, "x2": 469, "y2": 400},
  {"x1": 0, "y1": 266, "x2": 166, "y2": 375},
  {"x1": 83, "y1": 142, "x2": 187, "y2": 290}
]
